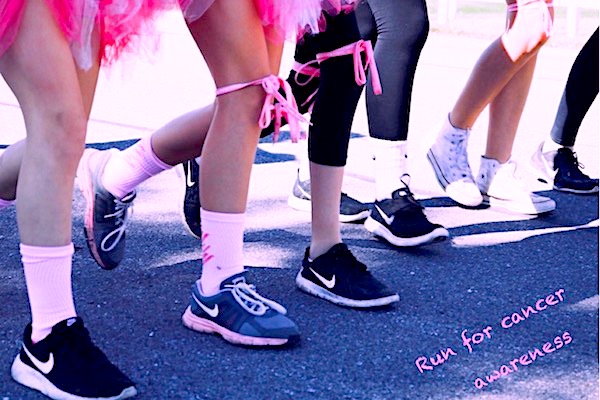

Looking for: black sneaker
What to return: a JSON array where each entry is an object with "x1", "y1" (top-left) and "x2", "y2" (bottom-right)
[
  {"x1": 287, "y1": 171, "x2": 371, "y2": 222},
  {"x1": 181, "y1": 159, "x2": 201, "y2": 238},
  {"x1": 364, "y1": 178, "x2": 449, "y2": 247},
  {"x1": 11, "y1": 317, "x2": 137, "y2": 400},
  {"x1": 78, "y1": 149, "x2": 136, "y2": 270},
  {"x1": 296, "y1": 243, "x2": 399, "y2": 308},
  {"x1": 553, "y1": 148, "x2": 599, "y2": 194},
  {"x1": 182, "y1": 272, "x2": 300, "y2": 346}
]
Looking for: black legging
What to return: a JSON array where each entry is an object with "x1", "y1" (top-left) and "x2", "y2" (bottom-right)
[
  {"x1": 356, "y1": 0, "x2": 429, "y2": 141},
  {"x1": 550, "y1": 28, "x2": 599, "y2": 147},
  {"x1": 304, "y1": 12, "x2": 364, "y2": 167}
]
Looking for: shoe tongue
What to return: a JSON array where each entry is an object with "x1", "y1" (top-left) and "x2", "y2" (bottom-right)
[
  {"x1": 329, "y1": 243, "x2": 349, "y2": 255},
  {"x1": 220, "y1": 271, "x2": 247, "y2": 289}
]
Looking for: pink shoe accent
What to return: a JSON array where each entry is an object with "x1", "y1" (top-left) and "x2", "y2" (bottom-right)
[
  {"x1": 316, "y1": 39, "x2": 382, "y2": 95},
  {"x1": 182, "y1": 306, "x2": 288, "y2": 346},
  {"x1": 216, "y1": 75, "x2": 306, "y2": 143},
  {"x1": 507, "y1": 0, "x2": 554, "y2": 36}
]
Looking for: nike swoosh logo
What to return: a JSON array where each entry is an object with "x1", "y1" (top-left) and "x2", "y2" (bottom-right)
[
  {"x1": 192, "y1": 292, "x2": 219, "y2": 318},
  {"x1": 309, "y1": 267, "x2": 336, "y2": 289},
  {"x1": 22, "y1": 345, "x2": 54, "y2": 375},
  {"x1": 375, "y1": 205, "x2": 394, "y2": 225},
  {"x1": 186, "y1": 162, "x2": 196, "y2": 188}
]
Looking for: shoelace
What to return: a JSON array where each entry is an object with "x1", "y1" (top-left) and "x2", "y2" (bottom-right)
[
  {"x1": 447, "y1": 132, "x2": 473, "y2": 180},
  {"x1": 100, "y1": 192, "x2": 135, "y2": 252},
  {"x1": 393, "y1": 175, "x2": 424, "y2": 211},
  {"x1": 560, "y1": 151, "x2": 590, "y2": 179},
  {"x1": 226, "y1": 278, "x2": 287, "y2": 316},
  {"x1": 216, "y1": 75, "x2": 306, "y2": 143},
  {"x1": 333, "y1": 246, "x2": 368, "y2": 274},
  {"x1": 507, "y1": 0, "x2": 554, "y2": 37}
]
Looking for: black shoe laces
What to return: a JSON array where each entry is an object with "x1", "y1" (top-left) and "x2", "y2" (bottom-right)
[{"x1": 557, "y1": 150, "x2": 591, "y2": 180}]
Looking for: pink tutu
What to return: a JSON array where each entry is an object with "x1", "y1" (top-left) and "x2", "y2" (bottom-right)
[
  {"x1": 0, "y1": 0, "x2": 171, "y2": 70},
  {"x1": 179, "y1": 0, "x2": 358, "y2": 42}
]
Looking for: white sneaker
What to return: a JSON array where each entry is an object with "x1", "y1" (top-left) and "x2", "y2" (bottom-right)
[
  {"x1": 476, "y1": 157, "x2": 556, "y2": 215},
  {"x1": 530, "y1": 141, "x2": 557, "y2": 184},
  {"x1": 427, "y1": 116, "x2": 483, "y2": 207}
]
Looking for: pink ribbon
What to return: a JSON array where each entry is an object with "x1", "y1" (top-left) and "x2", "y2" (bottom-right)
[
  {"x1": 216, "y1": 75, "x2": 306, "y2": 143},
  {"x1": 316, "y1": 39, "x2": 382, "y2": 95}
]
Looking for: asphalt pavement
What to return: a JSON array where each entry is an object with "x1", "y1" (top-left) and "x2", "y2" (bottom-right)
[{"x1": 0, "y1": 10, "x2": 598, "y2": 400}]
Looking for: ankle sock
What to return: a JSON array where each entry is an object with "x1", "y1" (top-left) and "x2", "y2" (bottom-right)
[
  {"x1": 21, "y1": 243, "x2": 76, "y2": 343},
  {"x1": 199, "y1": 209, "x2": 245, "y2": 296},
  {"x1": 373, "y1": 138, "x2": 408, "y2": 201},
  {"x1": 102, "y1": 136, "x2": 172, "y2": 199},
  {"x1": 0, "y1": 197, "x2": 14, "y2": 210}
]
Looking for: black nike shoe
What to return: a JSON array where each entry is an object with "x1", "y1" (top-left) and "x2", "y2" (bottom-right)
[
  {"x1": 182, "y1": 272, "x2": 300, "y2": 346},
  {"x1": 553, "y1": 148, "x2": 599, "y2": 194},
  {"x1": 11, "y1": 317, "x2": 137, "y2": 400},
  {"x1": 181, "y1": 159, "x2": 202, "y2": 238},
  {"x1": 296, "y1": 243, "x2": 399, "y2": 308},
  {"x1": 364, "y1": 178, "x2": 449, "y2": 247},
  {"x1": 78, "y1": 149, "x2": 136, "y2": 270}
]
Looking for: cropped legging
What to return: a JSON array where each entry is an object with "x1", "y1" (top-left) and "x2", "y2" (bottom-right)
[{"x1": 550, "y1": 28, "x2": 599, "y2": 147}]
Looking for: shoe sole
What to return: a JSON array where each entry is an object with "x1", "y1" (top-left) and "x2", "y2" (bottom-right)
[
  {"x1": 182, "y1": 307, "x2": 292, "y2": 346},
  {"x1": 295, "y1": 271, "x2": 399, "y2": 308},
  {"x1": 482, "y1": 195, "x2": 556, "y2": 215},
  {"x1": 364, "y1": 217, "x2": 449, "y2": 247},
  {"x1": 554, "y1": 185, "x2": 599, "y2": 194},
  {"x1": 288, "y1": 194, "x2": 371, "y2": 223},
  {"x1": 177, "y1": 162, "x2": 201, "y2": 239},
  {"x1": 77, "y1": 149, "x2": 113, "y2": 270},
  {"x1": 11, "y1": 355, "x2": 137, "y2": 400},
  {"x1": 427, "y1": 149, "x2": 482, "y2": 207}
]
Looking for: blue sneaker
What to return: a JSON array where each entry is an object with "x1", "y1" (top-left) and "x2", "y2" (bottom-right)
[{"x1": 182, "y1": 272, "x2": 300, "y2": 346}]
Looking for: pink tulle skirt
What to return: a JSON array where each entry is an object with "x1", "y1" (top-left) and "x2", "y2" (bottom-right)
[
  {"x1": 179, "y1": 0, "x2": 358, "y2": 42},
  {"x1": 0, "y1": 0, "x2": 170, "y2": 70}
]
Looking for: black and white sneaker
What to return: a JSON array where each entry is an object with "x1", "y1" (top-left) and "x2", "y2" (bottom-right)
[
  {"x1": 78, "y1": 149, "x2": 136, "y2": 270},
  {"x1": 287, "y1": 171, "x2": 371, "y2": 222},
  {"x1": 181, "y1": 159, "x2": 202, "y2": 238},
  {"x1": 364, "y1": 179, "x2": 449, "y2": 247},
  {"x1": 182, "y1": 272, "x2": 300, "y2": 346},
  {"x1": 296, "y1": 243, "x2": 399, "y2": 308},
  {"x1": 11, "y1": 317, "x2": 137, "y2": 400}
]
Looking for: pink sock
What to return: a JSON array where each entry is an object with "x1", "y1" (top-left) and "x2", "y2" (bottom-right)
[
  {"x1": 199, "y1": 209, "x2": 245, "y2": 296},
  {"x1": 21, "y1": 243, "x2": 77, "y2": 343},
  {"x1": 0, "y1": 197, "x2": 14, "y2": 210},
  {"x1": 102, "y1": 136, "x2": 172, "y2": 199}
]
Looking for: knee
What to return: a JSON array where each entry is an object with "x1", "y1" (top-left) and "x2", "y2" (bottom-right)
[{"x1": 34, "y1": 109, "x2": 87, "y2": 168}]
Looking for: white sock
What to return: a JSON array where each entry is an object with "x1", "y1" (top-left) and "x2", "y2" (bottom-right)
[
  {"x1": 372, "y1": 138, "x2": 408, "y2": 201},
  {"x1": 199, "y1": 209, "x2": 245, "y2": 296}
]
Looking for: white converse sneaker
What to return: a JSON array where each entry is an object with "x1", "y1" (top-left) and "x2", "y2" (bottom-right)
[
  {"x1": 427, "y1": 116, "x2": 483, "y2": 207},
  {"x1": 530, "y1": 141, "x2": 557, "y2": 184},
  {"x1": 476, "y1": 157, "x2": 556, "y2": 215}
]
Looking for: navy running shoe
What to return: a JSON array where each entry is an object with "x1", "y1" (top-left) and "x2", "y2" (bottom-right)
[{"x1": 182, "y1": 272, "x2": 300, "y2": 346}]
